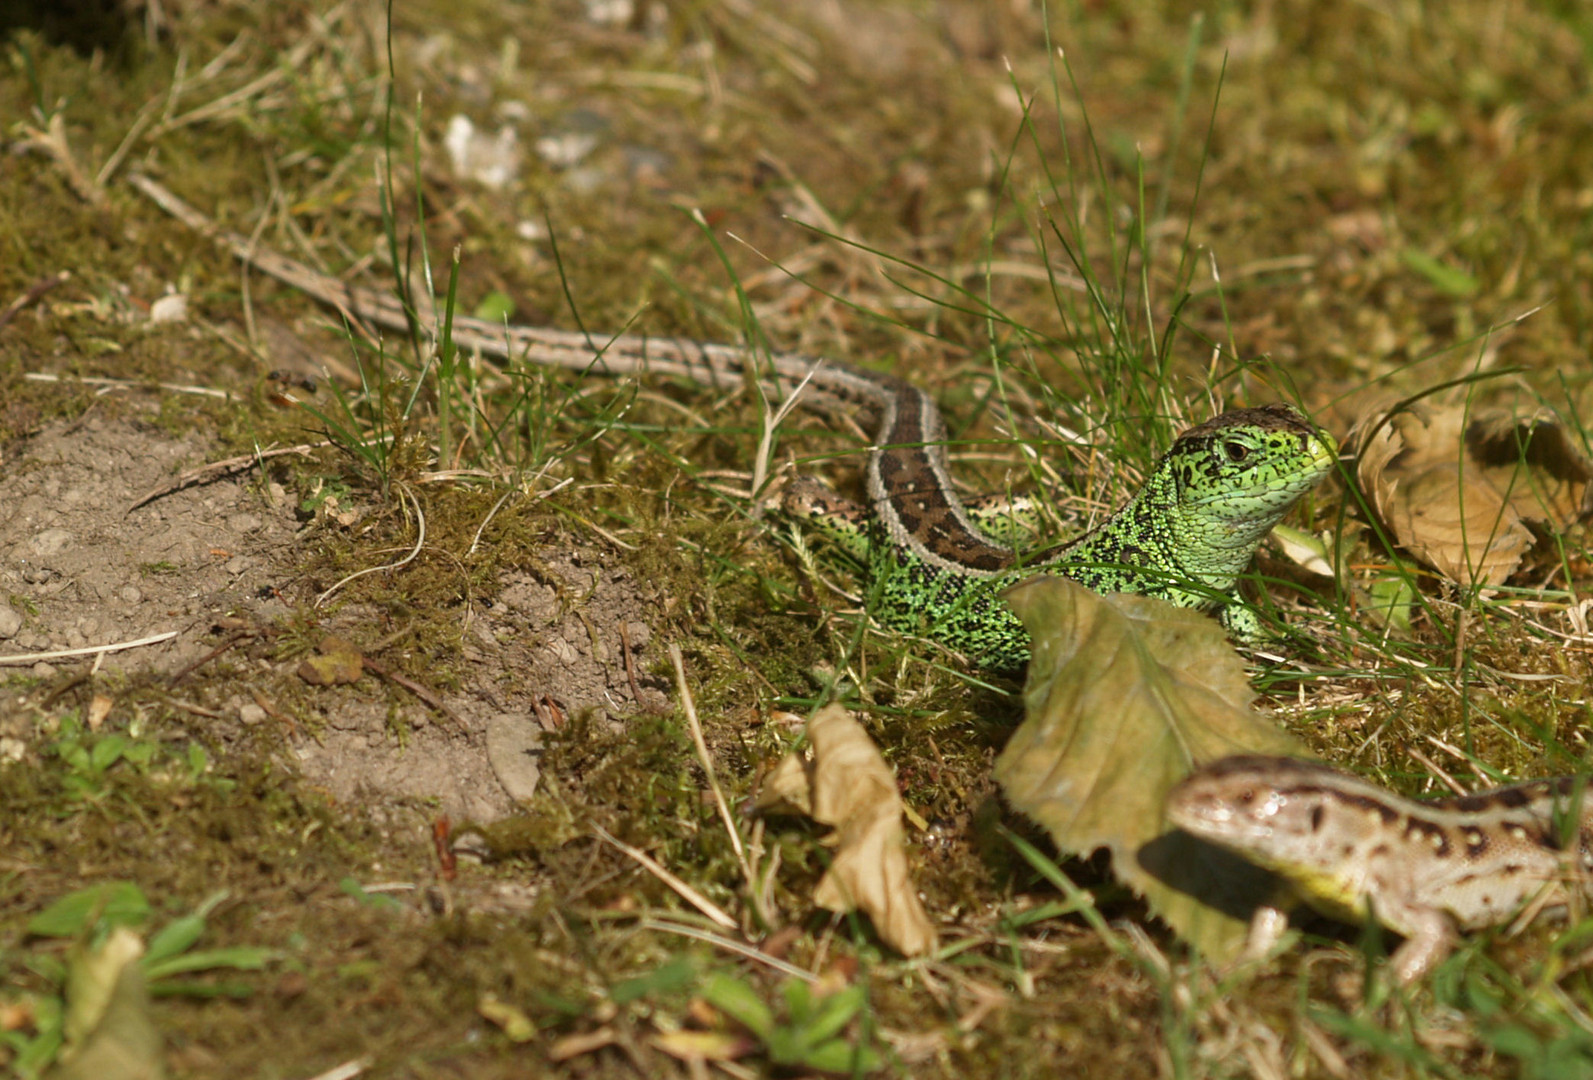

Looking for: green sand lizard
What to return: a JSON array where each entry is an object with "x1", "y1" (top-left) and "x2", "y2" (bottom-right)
[
  {"x1": 134, "y1": 176, "x2": 1338, "y2": 669},
  {"x1": 1168, "y1": 755, "x2": 1593, "y2": 983}
]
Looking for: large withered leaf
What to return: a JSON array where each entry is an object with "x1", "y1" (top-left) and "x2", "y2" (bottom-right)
[
  {"x1": 1350, "y1": 402, "x2": 1593, "y2": 587},
  {"x1": 1465, "y1": 409, "x2": 1593, "y2": 528},
  {"x1": 755, "y1": 704, "x2": 938, "y2": 957},
  {"x1": 993, "y1": 578, "x2": 1308, "y2": 961}
]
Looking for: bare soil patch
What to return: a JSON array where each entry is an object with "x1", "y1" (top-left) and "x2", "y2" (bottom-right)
[{"x1": 0, "y1": 411, "x2": 667, "y2": 824}]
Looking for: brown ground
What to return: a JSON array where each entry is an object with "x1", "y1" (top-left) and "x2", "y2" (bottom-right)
[{"x1": 0, "y1": 408, "x2": 676, "y2": 823}]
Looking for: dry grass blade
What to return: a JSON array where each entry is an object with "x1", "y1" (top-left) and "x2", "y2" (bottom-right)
[
  {"x1": 315, "y1": 483, "x2": 425, "y2": 608},
  {"x1": 636, "y1": 917, "x2": 818, "y2": 983},
  {"x1": 669, "y1": 643, "x2": 750, "y2": 876},
  {"x1": 26, "y1": 371, "x2": 236, "y2": 403},
  {"x1": 299, "y1": 1060, "x2": 370, "y2": 1080},
  {"x1": 591, "y1": 825, "x2": 738, "y2": 932},
  {"x1": 0, "y1": 631, "x2": 179, "y2": 666}
]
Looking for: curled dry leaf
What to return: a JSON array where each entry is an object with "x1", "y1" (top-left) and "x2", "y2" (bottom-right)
[
  {"x1": 754, "y1": 704, "x2": 938, "y2": 956},
  {"x1": 1350, "y1": 401, "x2": 1593, "y2": 587},
  {"x1": 54, "y1": 927, "x2": 164, "y2": 1080},
  {"x1": 1465, "y1": 409, "x2": 1593, "y2": 526},
  {"x1": 994, "y1": 578, "x2": 1308, "y2": 963}
]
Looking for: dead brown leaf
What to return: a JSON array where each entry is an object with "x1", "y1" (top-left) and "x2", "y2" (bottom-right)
[
  {"x1": 296, "y1": 635, "x2": 365, "y2": 686},
  {"x1": 86, "y1": 694, "x2": 112, "y2": 732},
  {"x1": 755, "y1": 704, "x2": 938, "y2": 957},
  {"x1": 994, "y1": 578, "x2": 1309, "y2": 962},
  {"x1": 477, "y1": 992, "x2": 536, "y2": 1043},
  {"x1": 1466, "y1": 409, "x2": 1593, "y2": 527},
  {"x1": 52, "y1": 927, "x2": 164, "y2": 1080},
  {"x1": 1350, "y1": 401, "x2": 1593, "y2": 587}
]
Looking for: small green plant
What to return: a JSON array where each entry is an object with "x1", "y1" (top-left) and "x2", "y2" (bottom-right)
[
  {"x1": 49, "y1": 714, "x2": 154, "y2": 801},
  {"x1": 702, "y1": 972, "x2": 883, "y2": 1074},
  {"x1": 2, "y1": 882, "x2": 281, "y2": 1077},
  {"x1": 298, "y1": 475, "x2": 356, "y2": 516},
  {"x1": 48, "y1": 714, "x2": 217, "y2": 802}
]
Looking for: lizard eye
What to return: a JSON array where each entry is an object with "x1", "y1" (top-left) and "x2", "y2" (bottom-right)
[{"x1": 1221, "y1": 440, "x2": 1251, "y2": 463}]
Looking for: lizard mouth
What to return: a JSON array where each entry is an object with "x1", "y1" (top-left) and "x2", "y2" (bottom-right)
[{"x1": 1307, "y1": 432, "x2": 1341, "y2": 469}]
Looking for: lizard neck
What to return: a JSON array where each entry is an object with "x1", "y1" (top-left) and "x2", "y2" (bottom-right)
[
  {"x1": 865, "y1": 376, "x2": 1017, "y2": 578},
  {"x1": 1040, "y1": 468, "x2": 1251, "y2": 596}
]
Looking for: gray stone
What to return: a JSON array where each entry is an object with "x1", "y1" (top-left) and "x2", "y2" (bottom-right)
[
  {"x1": 485, "y1": 714, "x2": 543, "y2": 802},
  {"x1": 27, "y1": 528, "x2": 73, "y2": 556}
]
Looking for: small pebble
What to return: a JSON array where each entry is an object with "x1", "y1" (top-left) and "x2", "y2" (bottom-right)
[{"x1": 27, "y1": 528, "x2": 73, "y2": 556}]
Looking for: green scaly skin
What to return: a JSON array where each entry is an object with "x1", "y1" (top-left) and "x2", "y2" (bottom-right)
[
  {"x1": 128, "y1": 180, "x2": 1338, "y2": 671},
  {"x1": 793, "y1": 405, "x2": 1339, "y2": 670}
]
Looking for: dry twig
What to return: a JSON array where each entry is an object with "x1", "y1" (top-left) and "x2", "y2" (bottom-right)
[
  {"x1": 126, "y1": 441, "x2": 331, "y2": 513},
  {"x1": 0, "y1": 271, "x2": 70, "y2": 333}
]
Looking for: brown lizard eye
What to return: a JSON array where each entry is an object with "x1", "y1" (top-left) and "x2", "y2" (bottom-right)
[{"x1": 1222, "y1": 440, "x2": 1251, "y2": 463}]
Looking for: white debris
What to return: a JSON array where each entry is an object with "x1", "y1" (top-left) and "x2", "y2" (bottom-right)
[
  {"x1": 443, "y1": 114, "x2": 523, "y2": 191},
  {"x1": 149, "y1": 293, "x2": 188, "y2": 323},
  {"x1": 583, "y1": 0, "x2": 634, "y2": 27},
  {"x1": 534, "y1": 131, "x2": 600, "y2": 170}
]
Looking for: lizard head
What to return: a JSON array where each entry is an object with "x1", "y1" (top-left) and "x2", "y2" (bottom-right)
[
  {"x1": 1166, "y1": 755, "x2": 1393, "y2": 918},
  {"x1": 1165, "y1": 755, "x2": 1369, "y2": 871},
  {"x1": 1157, "y1": 403, "x2": 1338, "y2": 554}
]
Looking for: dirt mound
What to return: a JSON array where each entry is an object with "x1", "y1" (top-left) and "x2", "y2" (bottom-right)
[{"x1": 0, "y1": 413, "x2": 666, "y2": 823}]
